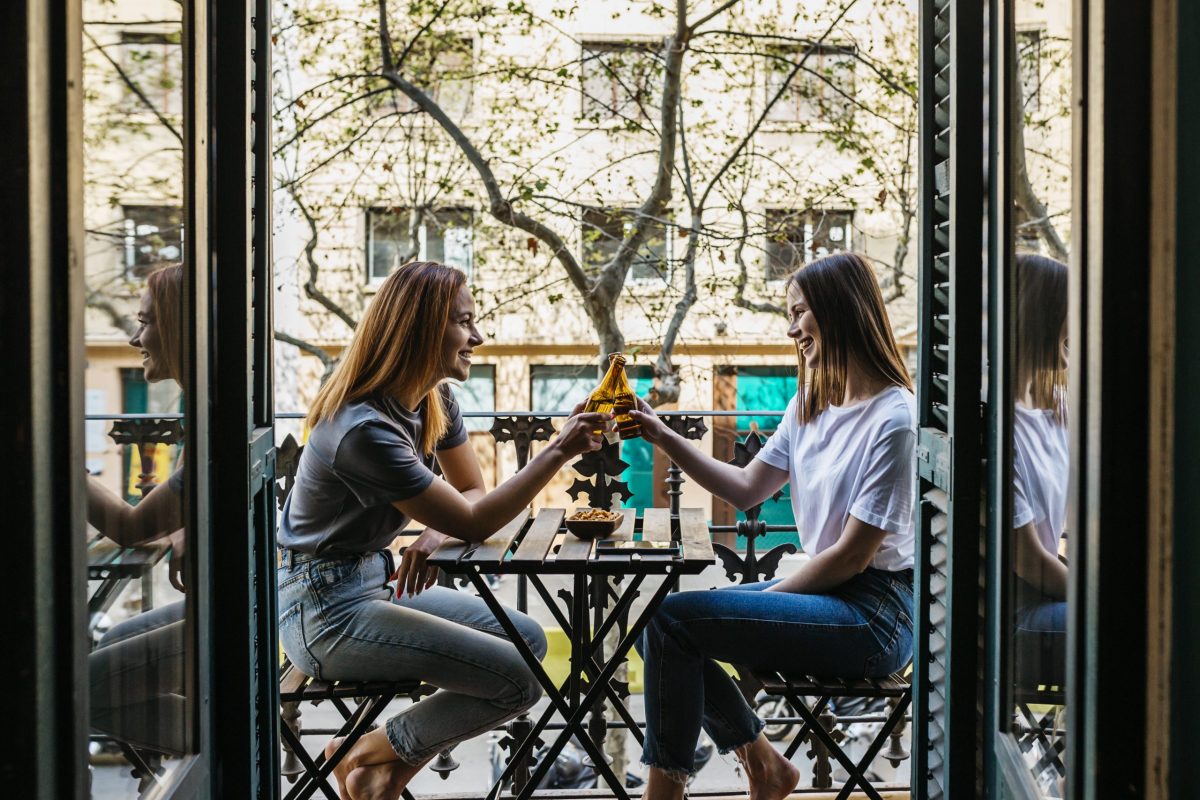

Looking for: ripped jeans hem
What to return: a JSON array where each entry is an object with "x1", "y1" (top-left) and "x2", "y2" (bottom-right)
[
  {"x1": 714, "y1": 719, "x2": 765, "y2": 756},
  {"x1": 639, "y1": 758, "x2": 695, "y2": 783}
]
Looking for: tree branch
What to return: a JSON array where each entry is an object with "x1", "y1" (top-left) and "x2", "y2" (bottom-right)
[
  {"x1": 291, "y1": 191, "x2": 360, "y2": 331},
  {"x1": 84, "y1": 29, "x2": 183, "y2": 145}
]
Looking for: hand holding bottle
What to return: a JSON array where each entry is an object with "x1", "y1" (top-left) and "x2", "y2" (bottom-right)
[{"x1": 627, "y1": 396, "x2": 670, "y2": 445}]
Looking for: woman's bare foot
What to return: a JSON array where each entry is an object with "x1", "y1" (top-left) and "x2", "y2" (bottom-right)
[
  {"x1": 736, "y1": 735, "x2": 800, "y2": 800},
  {"x1": 345, "y1": 759, "x2": 422, "y2": 800},
  {"x1": 324, "y1": 730, "x2": 424, "y2": 800},
  {"x1": 325, "y1": 737, "x2": 352, "y2": 800}
]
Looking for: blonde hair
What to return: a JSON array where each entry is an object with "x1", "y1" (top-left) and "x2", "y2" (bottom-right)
[
  {"x1": 307, "y1": 261, "x2": 465, "y2": 454},
  {"x1": 1014, "y1": 253, "x2": 1068, "y2": 422},
  {"x1": 786, "y1": 252, "x2": 912, "y2": 423},
  {"x1": 145, "y1": 264, "x2": 184, "y2": 384}
]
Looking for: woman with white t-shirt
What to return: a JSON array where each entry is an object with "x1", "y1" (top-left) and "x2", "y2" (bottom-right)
[
  {"x1": 1010, "y1": 253, "x2": 1070, "y2": 686},
  {"x1": 628, "y1": 252, "x2": 917, "y2": 800}
]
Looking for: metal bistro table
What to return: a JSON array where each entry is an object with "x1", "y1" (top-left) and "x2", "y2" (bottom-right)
[
  {"x1": 429, "y1": 506, "x2": 715, "y2": 800},
  {"x1": 87, "y1": 534, "x2": 170, "y2": 641}
]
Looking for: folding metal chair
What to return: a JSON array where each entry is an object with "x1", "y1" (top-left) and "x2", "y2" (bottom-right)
[
  {"x1": 278, "y1": 659, "x2": 434, "y2": 800},
  {"x1": 751, "y1": 667, "x2": 912, "y2": 800}
]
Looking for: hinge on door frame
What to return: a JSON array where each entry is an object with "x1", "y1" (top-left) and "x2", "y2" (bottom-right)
[
  {"x1": 249, "y1": 426, "x2": 274, "y2": 488},
  {"x1": 918, "y1": 427, "x2": 953, "y2": 494}
]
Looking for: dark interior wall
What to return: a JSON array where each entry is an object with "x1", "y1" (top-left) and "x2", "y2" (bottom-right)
[{"x1": 1172, "y1": 0, "x2": 1200, "y2": 795}]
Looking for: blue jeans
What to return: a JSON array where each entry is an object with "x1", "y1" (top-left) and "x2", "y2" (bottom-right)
[
  {"x1": 277, "y1": 550, "x2": 547, "y2": 764},
  {"x1": 90, "y1": 601, "x2": 187, "y2": 755},
  {"x1": 636, "y1": 568, "x2": 914, "y2": 776}
]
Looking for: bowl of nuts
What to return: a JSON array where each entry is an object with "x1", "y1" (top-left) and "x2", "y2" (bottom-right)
[{"x1": 565, "y1": 508, "x2": 624, "y2": 540}]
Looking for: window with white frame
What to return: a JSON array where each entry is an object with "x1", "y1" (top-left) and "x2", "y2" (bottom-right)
[
  {"x1": 765, "y1": 44, "x2": 856, "y2": 125},
  {"x1": 580, "y1": 41, "x2": 663, "y2": 123},
  {"x1": 122, "y1": 205, "x2": 183, "y2": 280},
  {"x1": 372, "y1": 38, "x2": 473, "y2": 121},
  {"x1": 764, "y1": 208, "x2": 853, "y2": 280},
  {"x1": 581, "y1": 207, "x2": 670, "y2": 282},
  {"x1": 366, "y1": 207, "x2": 473, "y2": 283},
  {"x1": 118, "y1": 31, "x2": 183, "y2": 118}
]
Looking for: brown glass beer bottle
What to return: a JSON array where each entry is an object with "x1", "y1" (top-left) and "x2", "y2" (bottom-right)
[{"x1": 584, "y1": 353, "x2": 643, "y2": 440}]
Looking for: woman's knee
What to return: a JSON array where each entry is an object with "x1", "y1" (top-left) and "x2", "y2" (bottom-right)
[{"x1": 518, "y1": 616, "x2": 548, "y2": 660}]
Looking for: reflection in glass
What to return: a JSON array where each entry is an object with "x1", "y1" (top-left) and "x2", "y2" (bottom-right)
[
  {"x1": 82, "y1": 0, "x2": 192, "y2": 794},
  {"x1": 1006, "y1": 3, "x2": 1073, "y2": 796}
]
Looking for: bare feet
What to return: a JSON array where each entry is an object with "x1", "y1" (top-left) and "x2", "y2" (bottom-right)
[
  {"x1": 324, "y1": 732, "x2": 424, "y2": 800},
  {"x1": 640, "y1": 766, "x2": 688, "y2": 800},
  {"x1": 736, "y1": 735, "x2": 800, "y2": 800},
  {"x1": 325, "y1": 738, "x2": 352, "y2": 800},
  {"x1": 345, "y1": 759, "x2": 421, "y2": 800}
]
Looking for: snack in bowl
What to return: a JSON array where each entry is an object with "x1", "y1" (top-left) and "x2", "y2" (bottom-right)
[{"x1": 565, "y1": 508, "x2": 624, "y2": 539}]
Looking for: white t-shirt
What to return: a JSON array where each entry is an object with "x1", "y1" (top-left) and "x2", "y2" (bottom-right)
[
  {"x1": 1011, "y1": 404, "x2": 1069, "y2": 555},
  {"x1": 755, "y1": 385, "x2": 917, "y2": 571}
]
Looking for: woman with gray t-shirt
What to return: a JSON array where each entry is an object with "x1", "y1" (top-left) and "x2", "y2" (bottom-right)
[{"x1": 277, "y1": 261, "x2": 608, "y2": 800}]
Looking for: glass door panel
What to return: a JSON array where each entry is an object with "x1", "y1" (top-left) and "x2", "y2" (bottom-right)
[
  {"x1": 999, "y1": 0, "x2": 1076, "y2": 795},
  {"x1": 81, "y1": 0, "x2": 198, "y2": 794}
]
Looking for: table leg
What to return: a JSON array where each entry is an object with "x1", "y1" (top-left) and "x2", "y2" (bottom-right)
[
  {"x1": 526, "y1": 574, "x2": 645, "y2": 743},
  {"x1": 522, "y1": 569, "x2": 681, "y2": 800}
]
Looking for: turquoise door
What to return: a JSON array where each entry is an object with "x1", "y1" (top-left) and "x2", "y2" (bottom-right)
[{"x1": 734, "y1": 367, "x2": 798, "y2": 550}]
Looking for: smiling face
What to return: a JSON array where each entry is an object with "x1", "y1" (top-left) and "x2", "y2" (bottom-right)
[
  {"x1": 786, "y1": 283, "x2": 821, "y2": 370},
  {"x1": 129, "y1": 290, "x2": 170, "y2": 382},
  {"x1": 442, "y1": 285, "x2": 484, "y2": 382}
]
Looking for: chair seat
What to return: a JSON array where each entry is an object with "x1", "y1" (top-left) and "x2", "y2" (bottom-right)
[
  {"x1": 756, "y1": 668, "x2": 911, "y2": 698},
  {"x1": 279, "y1": 664, "x2": 429, "y2": 703}
]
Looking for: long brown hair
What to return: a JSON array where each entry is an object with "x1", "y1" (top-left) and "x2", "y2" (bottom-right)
[
  {"x1": 307, "y1": 261, "x2": 465, "y2": 454},
  {"x1": 1014, "y1": 253, "x2": 1068, "y2": 421},
  {"x1": 146, "y1": 264, "x2": 184, "y2": 385},
  {"x1": 786, "y1": 252, "x2": 912, "y2": 423}
]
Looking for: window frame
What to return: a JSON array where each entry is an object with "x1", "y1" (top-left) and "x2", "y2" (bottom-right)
[
  {"x1": 579, "y1": 205, "x2": 673, "y2": 285},
  {"x1": 763, "y1": 207, "x2": 855, "y2": 282},
  {"x1": 579, "y1": 39, "x2": 664, "y2": 127},
  {"x1": 763, "y1": 42, "x2": 857, "y2": 128},
  {"x1": 365, "y1": 206, "x2": 475, "y2": 285}
]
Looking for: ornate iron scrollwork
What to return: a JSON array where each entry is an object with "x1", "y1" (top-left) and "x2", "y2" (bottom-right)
[
  {"x1": 568, "y1": 439, "x2": 631, "y2": 509},
  {"x1": 489, "y1": 415, "x2": 556, "y2": 470},
  {"x1": 712, "y1": 428, "x2": 796, "y2": 583}
]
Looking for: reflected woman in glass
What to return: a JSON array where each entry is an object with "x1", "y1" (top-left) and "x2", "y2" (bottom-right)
[
  {"x1": 86, "y1": 263, "x2": 189, "y2": 755},
  {"x1": 1011, "y1": 253, "x2": 1070, "y2": 687},
  {"x1": 629, "y1": 253, "x2": 916, "y2": 800}
]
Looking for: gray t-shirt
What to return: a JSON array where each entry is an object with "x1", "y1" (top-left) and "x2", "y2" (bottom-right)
[{"x1": 277, "y1": 387, "x2": 468, "y2": 556}]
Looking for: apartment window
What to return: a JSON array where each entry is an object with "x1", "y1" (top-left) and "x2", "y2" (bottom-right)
[
  {"x1": 580, "y1": 42, "x2": 662, "y2": 123},
  {"x1": 1016, "y1": 29, "x2": 1043, "y2": 112},
  {"x1": 452, "y1": 364, "x2": 496, "y2": 432},
  {"x1": 531, "y1": 365, "x2": 596, "y2": 413},
  {"x1": 373, "y1": 38, "x2": 473, "y2": 120},
  {"x1": 765, "y1": 44, "x2": 855, "y2": 125},
  {"x1": 123, "y1": 205, "x2": 183, "y2": 279},
  {"x1": 366, "y1": 207, "x2": 473, "y2": 282},
  {"x1": 119, "y1": 31, "x2": 183, "y2": 118},
  {"x1": 764, "y1": 209, "x2": 853, "y2": 280},
  {"x1": 581, "y1": 207, "x2": 670, "y2": 282}
]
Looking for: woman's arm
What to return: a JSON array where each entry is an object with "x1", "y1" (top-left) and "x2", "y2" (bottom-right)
[
  {"x1": 392, "y1": 440, "x2": 487, "y2": 596},
  {"x1": 87, "y1": 474, "x2": 183, "y2": 547},
  {"x1": 392, "y1": 410, "x2": 609, "y2": 543},
  {"x1": 1012, "y1": 522, "x2": 1068, "y2": 598},
  {"x1": 766, "y1": 515, "x2": 889, "y2": 595},
  {"x1": 628, "y1": 399, "x2": 789, "y2": 510}
]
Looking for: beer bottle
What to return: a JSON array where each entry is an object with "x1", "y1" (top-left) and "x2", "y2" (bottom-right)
[{"x1": 585, "y1": 353, "x2": 643, "y2": 440}]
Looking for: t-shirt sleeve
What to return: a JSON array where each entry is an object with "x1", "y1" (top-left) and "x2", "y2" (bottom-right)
[
  {"x1": 436, "y1": 385, "x2": 469, "y2": 451},
  {"x1": 1011, "y1": 468, "x2": 1036, "y2": 529},
  {"x1": 332, "y1": 421, "x2": 436, "y2": 507},
  {"x1": 755, "y1": 395, "x2": 799, "y2": 472},
  {"x1": 849, "y1": 423, "x2": 917, "y2": 535}
]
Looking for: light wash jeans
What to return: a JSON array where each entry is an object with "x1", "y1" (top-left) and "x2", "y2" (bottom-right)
[
  {"x1": 636, "y1": 568, "x2": 914, "y2": 777},
  {"x1": 89, "y1": 600, "x2": 188, "y2": 755},
  {"x1": 277, "y1": 549, "x2": 547, "y2": 765}
]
